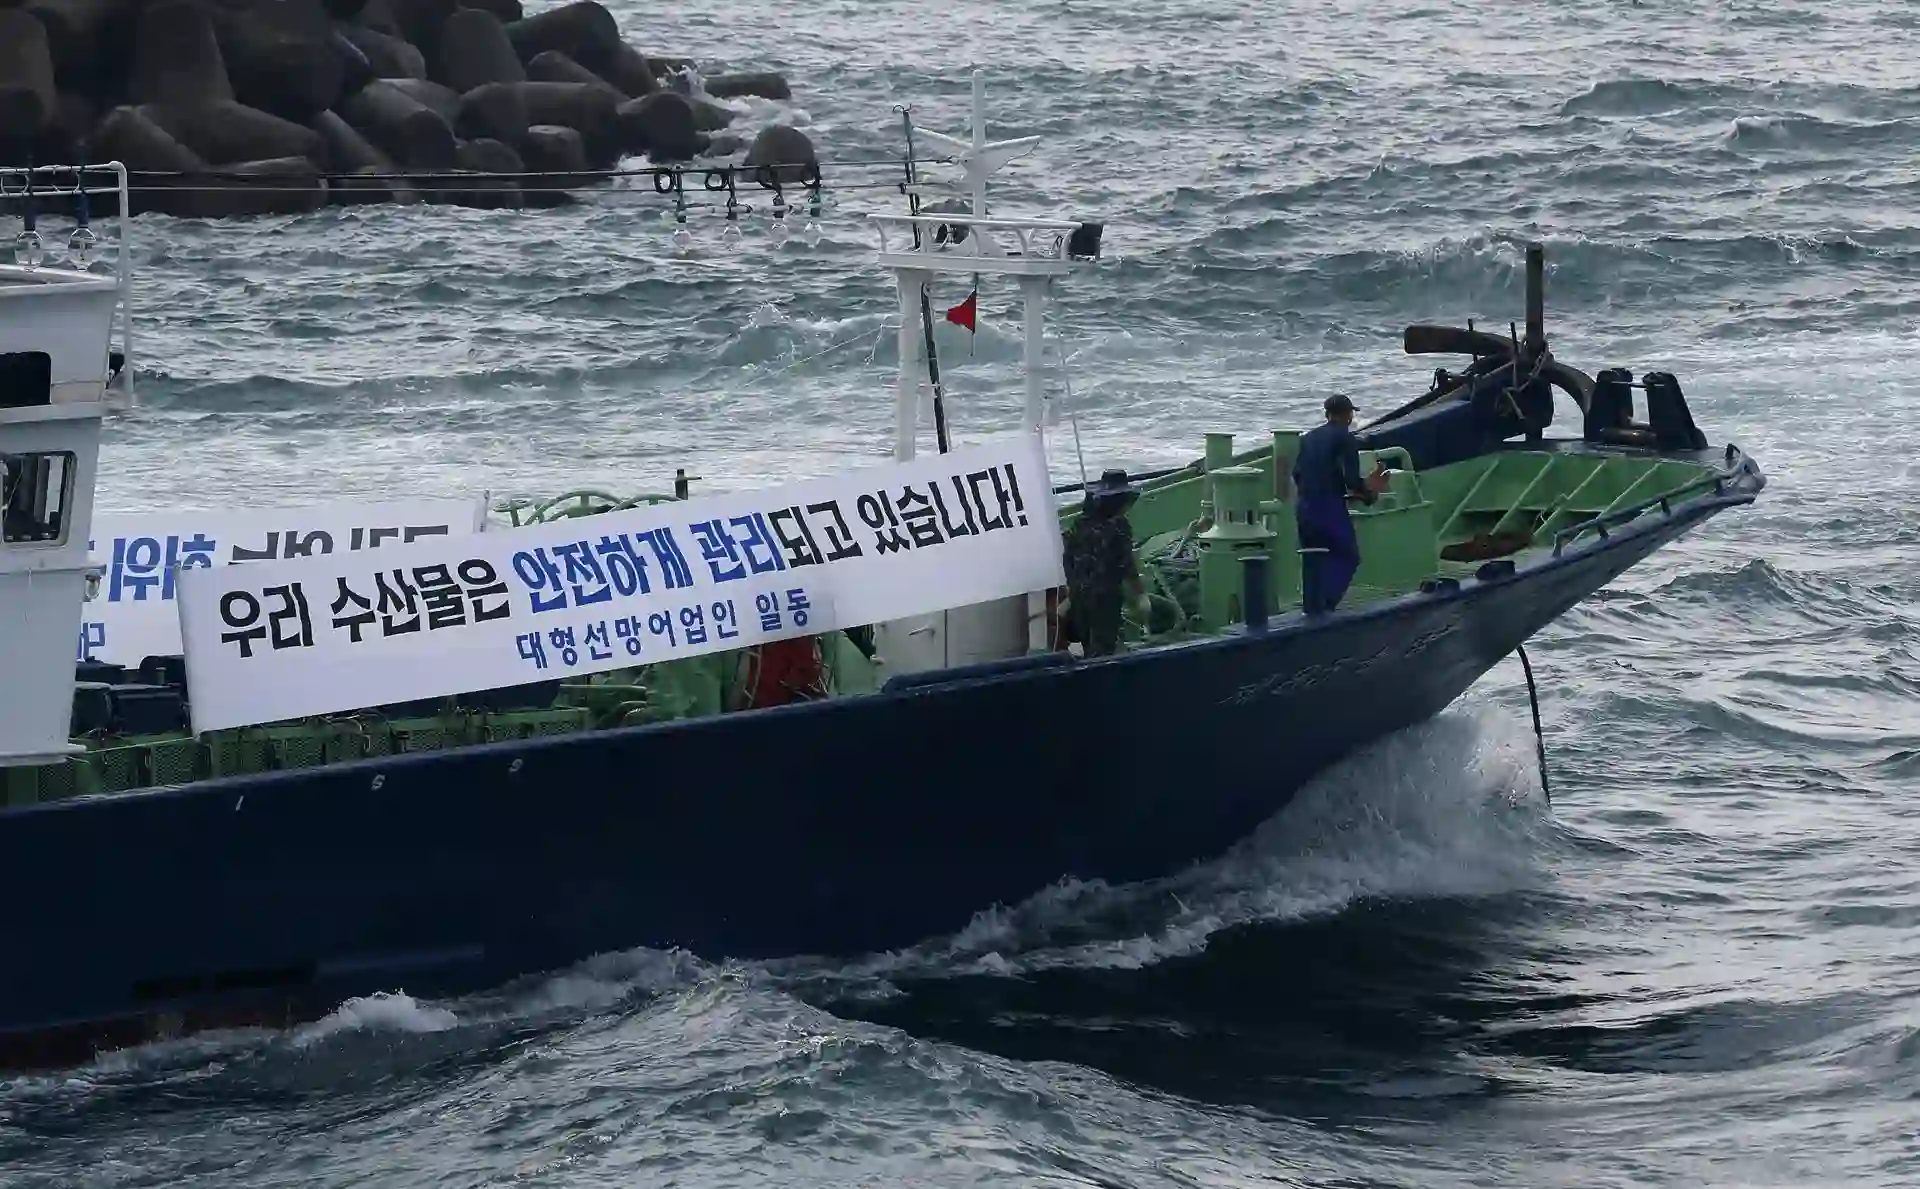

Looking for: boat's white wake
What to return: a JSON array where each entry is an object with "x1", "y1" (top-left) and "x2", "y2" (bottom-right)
[
  {"x1": 278, "y1": 701, "x2": 1560, "y2": 1041},
  {"x1": 772, "y1": 699, "x2": 1558, "y2": 997}
]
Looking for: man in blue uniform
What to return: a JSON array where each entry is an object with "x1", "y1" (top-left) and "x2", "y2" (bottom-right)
[{"x1": 1292, "y1": 393, "x2": 1387, "y2": 614}]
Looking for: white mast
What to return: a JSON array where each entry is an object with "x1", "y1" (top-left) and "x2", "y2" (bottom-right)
[
  {"x1": 868, "y1": 71, "x2": 1103, "y2": 674},
  {"x1": 872, "y1": 68, "x2": 1095, "y2": 461}
]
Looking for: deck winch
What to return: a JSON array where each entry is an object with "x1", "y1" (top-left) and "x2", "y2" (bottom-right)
[{"x1": 1197, "y1": 463, "x2": 1274, "y2": 629}]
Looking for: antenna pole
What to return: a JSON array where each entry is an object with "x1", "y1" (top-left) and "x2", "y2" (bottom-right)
[
  {"x1": 897, "y1": 108, "x2": 952, "y2": 454},
  {"x1": 1524, "y1": 242, "x2": 1545, "y2": 361}
]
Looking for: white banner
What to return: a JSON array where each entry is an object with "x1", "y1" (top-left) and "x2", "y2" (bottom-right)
[
  {"x1": 81, "y1": 497, "x2": 487, "y2": 668},
  {"x1": 176, "y1": 435, "x2": 1064, "y2": 734}
]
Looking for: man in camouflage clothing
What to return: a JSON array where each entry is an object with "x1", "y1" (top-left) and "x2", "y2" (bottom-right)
[{"x1": 1061, "y1": 469, "x2": 1145, "y2": 657}]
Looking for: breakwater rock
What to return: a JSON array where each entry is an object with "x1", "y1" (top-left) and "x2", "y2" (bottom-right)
[{"x1": 0, "y1": 0, "x2": 817, "y2": 217}]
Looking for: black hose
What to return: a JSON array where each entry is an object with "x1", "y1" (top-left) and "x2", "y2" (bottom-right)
[{"x1": 1515, "y1": 642, "x2": 1550, "y2": 806}]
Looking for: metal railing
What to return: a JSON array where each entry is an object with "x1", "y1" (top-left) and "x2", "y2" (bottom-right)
[
  {"x1": 1550, "y1": 471, "x2": 1730, "y2": 557},
  {"x1": 871, "y1": 212, "x2": 1080, "y2": 261}
]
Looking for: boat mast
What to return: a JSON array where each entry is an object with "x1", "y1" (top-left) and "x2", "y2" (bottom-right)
[
  {"x1": 878, "y1": 68, "x2": 1085, "y2": 463},
  {"x1": 893, "y1": 106, "x2": 952, "y2": 454}
]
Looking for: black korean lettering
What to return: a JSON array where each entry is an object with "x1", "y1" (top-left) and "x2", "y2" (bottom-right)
[
  {"x1": 458, "y1": 558, "x2": 511, "y2": 622},
  {"x1": 966, "y1": 467, "x2": 1014, "y2": 531},
  {"x1": 218, "y1": 591, "x2": 268, "y2": 657},
  {"x1": 230, "y1": 533, "x2": 280, "y2": 563},
  {"x1": 413, "y1": 563, "x2": 467, "y2": 629},
  {"x1": 403, "y1": 524, "x2": 451, "y2": 543},
  {"x1": 264, "y1": 582, "x2": 314, "y2": 650},
  {"x1": 768, "y1": 505, "x2": 822, "y2": 568},
  {"x1": 805, "y1": 499, "x2": 864, "y2": 562},
  {"x1": 856, "y1": 491, "x2": 912, "y2": 554},
  {"x1": 929, "y1": 480, "x2": 976, "y2": 538},
  {"x1": 945, "y1": 476, "x2": 982, "y2": 535},
  {"x1": 352, "y1": 526, "x2": 403, "y2": 550},
  {"x1": 374, "y1": 569, "x2": 422, "y2": 635},
  {"x1": 1003, "y1": 462, "x2": 1029, "y2": 526},
  {"x1": 330, "y1": 576, "x2": 376, "y2": 642},
  {"x1": 894, "y1": 485, "x2": 944, "y2": 548},
  {"x1": 283, "y1": 530, "x2": 333, "y2": 558}
]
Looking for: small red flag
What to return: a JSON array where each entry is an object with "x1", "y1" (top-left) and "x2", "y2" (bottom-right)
[{"x1": 945, "y1": 289, "x2": 977, "y2": 332}]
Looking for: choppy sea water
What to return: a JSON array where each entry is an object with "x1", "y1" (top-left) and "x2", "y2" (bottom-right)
[{"x1": 6, "y1": 0, "x2": 1920, "y2": 1184}]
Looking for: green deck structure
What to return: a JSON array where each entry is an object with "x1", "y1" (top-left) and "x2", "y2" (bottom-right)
[{"x1": 5, "y1": 433, "x2": 1723, "y2": 809}]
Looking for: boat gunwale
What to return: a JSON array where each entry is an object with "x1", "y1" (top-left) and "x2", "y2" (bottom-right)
[{"x1": 0, "y1": 440, "x2": 1761, "y2": 817}]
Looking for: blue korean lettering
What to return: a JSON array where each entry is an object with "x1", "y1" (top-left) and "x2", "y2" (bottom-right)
[
  {"x1": 689, "y1": 519, "x2": 747, "y2": 583},
  {"x1": 785, "y1": 588, "x2": 813, "y2": 628},
  {"x1": 613, "y1": 614, "x2": 645, "y2": 655},
  {"x1": 76, "y1": 621, "x2": 106, "y2": 661},
  {"x1": 552, "y1": 540, "x2": 613, "y2": 605},
  {"x1": 177, "y1": 533, "x2": 217, "y2": 579},
  {"x1": 98, "y1": 532, "x2": 214, "y2": 604},
  {"x1": 647, "y1": 609, "x2": 677, "y2": 646},
  {"x1": 584, "y1": 620, "x2": 614, "y2": 661},
  {"x1": 679, "y1": 603, "x2": 708, "y2": 645},
  {"x1": 516, "y1": 631, "x2": 548, "y2": 670},
  {"x1": 727, "y1": 513, "x2": 785, "y2": 575},
  {"x1": 640, "y1": 527, "x2": 695, "y2": 590},
  {"x1": 511, "y1": 547, "x2": 568, "y2": 613},
  {"x1": 547, "y1": 625, "x2": 580, "y2": 666},
  {"x1": 109, "y1": 536, "x2": 165, "y2": 602},
  {"x1": 711, "y1": 599, "x2": 740, "y2": 640},
  {"x1": 754, "y1": 591, "x2": 782, "y2": 633},
  {"x1": 594, "y1": 533, "x2": 652, "y2": 597}
]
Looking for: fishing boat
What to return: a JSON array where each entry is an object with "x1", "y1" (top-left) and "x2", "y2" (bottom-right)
[{"x1": 0, "y1": 75, "x2": 1764, "y2": 1070}]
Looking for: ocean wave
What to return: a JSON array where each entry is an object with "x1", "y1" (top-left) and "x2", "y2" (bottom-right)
[
  {"x1": 1722, "y1": 112, "x2": 1920, "y2": 151},
  {"x1": 1482, "y1": 990, "x2": 1887, "y2": 1075},
  {"x1": 1560, "y1": 77, "x2": 1730, "y2": 118}
]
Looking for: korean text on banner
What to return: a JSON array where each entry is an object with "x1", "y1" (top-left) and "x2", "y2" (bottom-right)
[
  {"x1": 80, "y1": 497, "x2": 486, "y2": 667},
  {"x1": 177, "y1": 435, "x2": 1064, "y2": 734}
]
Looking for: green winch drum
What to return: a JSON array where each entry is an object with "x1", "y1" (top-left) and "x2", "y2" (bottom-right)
[{"x1": 1197, "y1": 464, "x2": 1275, "y2": 627}]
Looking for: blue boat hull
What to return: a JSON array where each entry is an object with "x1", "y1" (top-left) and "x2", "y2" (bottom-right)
[{"x1": 0, "y1": 480, "x2": 1756, "y2": 1067}]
